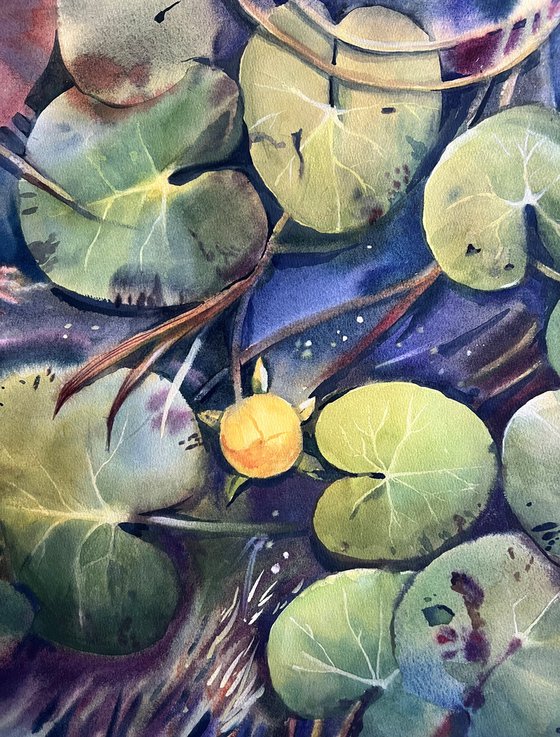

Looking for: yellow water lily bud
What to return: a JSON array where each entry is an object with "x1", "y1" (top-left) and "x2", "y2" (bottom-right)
[{"x1": 219, "y1": 394, "x2": 303, "y2": 478}]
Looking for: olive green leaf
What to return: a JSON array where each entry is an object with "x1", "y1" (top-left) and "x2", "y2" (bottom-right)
[
  {"x1": 502, "y1": 389, "x2": 560, "y2": 564},
  {"x1": 19, "y1": 62, "x2": 267, "y2": 306},
  {"x1": 267, "y1": 569, "x2": 411, "y2": 718},
  {"x1": 424, "y1": 105, "x2": 560, "y2": 290},
  {"x1": 240, "y1": 4, "x2": 441, "y2": 233},
  {"x1": 313, "y1": 382, "x2": 497, "y2": 563},
  {"x1": 0, "y1": 368, "x2": 208, "y2": 654}
]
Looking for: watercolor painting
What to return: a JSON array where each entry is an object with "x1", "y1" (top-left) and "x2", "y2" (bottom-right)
[{"x1": 3, "y1": 0, "x2": 560, "y2": 735}]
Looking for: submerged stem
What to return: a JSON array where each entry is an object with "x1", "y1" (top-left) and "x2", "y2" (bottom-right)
[
  {"x1": 138, "y1": 512, "x2": 307, "y2": 538},
  {"x1": 237, "y1": 0, "x2": 559, "y2": 91}
]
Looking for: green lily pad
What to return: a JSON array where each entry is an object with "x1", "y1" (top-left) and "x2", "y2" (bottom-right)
[
  {"x1": 239, "y1": 4, "x2": 441, "y2": 234},
  {"x1": 394, "y1": 532, "x2": 560, "y2": 737},
  {"x1": 0, "y1": 368, "x2": 208, "y2": 654},
  {"x1": 502, "y1": 389, "x2": 560, "y2": 564},
  {"x1": 361, "y1": 674, "x2": 467, "y2": 737},
  {"x1": 423, "y1": 105, "x2": 560, "y2": 291},
  {"x1": 267, "y1": 568, "x2": 411, "y2": 718},
  {"x1": 0, "y1": 581, "x2": 34, "y2": 660},
  {"x1": 313, "y1": 382, "x2": 497, "y2": 564},
  {"x1": 19, "y1": 62, "x2": 267, "y2": 307},
  {"x1": 545, "y1": 299, "x2": 560, "y2": 376}
]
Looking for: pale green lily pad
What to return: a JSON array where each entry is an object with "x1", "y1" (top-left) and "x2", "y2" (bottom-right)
[
  {"x1": 313, "y1": 382, "x2": 497, "y2": 564},
  {"x1": 424, "y1": 105, "x2": 560, "y2": 291},
  {"x1": 267, "y1": 568, "x2": 411, "y2": 718},
  {"x1": 502, "y1": 389, "x2": 560, "y2": 564},
  {"x1": 19, "y1": 62, "x2": 267, "y2": 307},
  {"x1": 0, "y1": 368, "x2": 208, "y2": 654},
  {"x1": 394, "y1": 533, "x2": 560, "y2": 737},
  {"x1": 240, "y1": 4, "x2": 441, "y2": 234}
]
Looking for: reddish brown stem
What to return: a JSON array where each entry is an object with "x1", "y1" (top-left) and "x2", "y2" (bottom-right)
[
  {"x1": 311, "y1": 263, "x2": 442, "y2": 392},
  {"x1": 106, "y1": 334, "x2": 182, "y2": 448}
]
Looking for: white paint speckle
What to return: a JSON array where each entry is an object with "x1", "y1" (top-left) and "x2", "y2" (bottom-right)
[
  {"x1": 64, "y1": 323, "x2": 72, "y2": 329},
  {"x1": 304, "y1": 340, "x2": 312, "y2": 347},
  {"x1": 330, "y1": 341, "x2": 337, "y2": 348},
  {"x1": 342, "y1": 335, "x2": 348, "y2": 342},
  {"x1": 272, "y1": 510, "x2": 279, "y2": 518},
  {"x1": 91, "y1": 325, "x2": 100, "y2": 331},
  {"x1": 466, "y1": 349, "x2": 472, "y2": 356},
  {"x1": 416, "y1": 326, "x2": 424, "y2": 334},
  {"x1": 438, "y1": 368, "x2": 445, "y2": 375},
  {"x1": 367, "y1": 245, "x2": 373, "y2": 249},
  {"x1": 336, "y1": 330, "x2": 341, "y2": 335},
  {"x1": 356, "y1": 316, "x2": 364, "y2": 324},
  {"x1": 283, "y1": 551, "x2": 289, "y2": 559},
  {"x1": 271, "y1": 563, "x2": 280, "y2": 574},
  {"x1": 62, "y1": 334, "x2": 68, "y2": 340}
]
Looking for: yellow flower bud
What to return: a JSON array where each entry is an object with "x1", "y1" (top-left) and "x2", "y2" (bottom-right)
[{"x1": 219, "y1": 394, "x2": 303, "y2": 478}]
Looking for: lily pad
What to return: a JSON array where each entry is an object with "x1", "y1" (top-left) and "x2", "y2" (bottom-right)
[
  {"x1": 502, "y1": 389, "x2": 560, "y2": 564},
  {"x1": 361, "y1": 674, "x2": 468, "y2": 737},
  {"x1": 545, "y1": 299, "x2": 560, "y2": 376},
  {"x1": 394, "y1": 532, "x2": 560, "y2": 737},
  {"x1": 267, "y1": 568, "x2": 410, "y2": 718},
  {"x1": 57, "y1": 0, "x2": 247, "y2": 105},
  {"x1": 423, "y1": 104, "x2": 560, "y2": 291},
  {"x1": 19, "y1": 62, "x2": 268, "y2": 307},
  {"x1": 313, "y1": 382, "x2": 497, "y2": 564},
  {"x1": 0, "y1": 367, "x2": 208, "y2": 654},
  {"x1": 239, "y1": 4, "x2": 441, "y2": 233}
]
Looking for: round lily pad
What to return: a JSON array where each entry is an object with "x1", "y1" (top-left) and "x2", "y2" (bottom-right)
[
  {"x1": 313, "y1": 382, "x2": 497, "y2": 564},
  {"x1": 240, "y1": 3, "x2": 441, "y2": 234},
  {"x1": 502, "y1": 389, "x2": 560, "y2": 564},
  {"x1": 267, "y1": 568, "x2": 411, "y2": 718},
  {"x1": 57, "y1": 0, "x2": 246, "y2": 105},
  {"x1": 19, "y1": 62, "x2": 267, "y2": 307},
  {"x1": 545, "y1": 299, "x2": 560, "y2": 376},
  {"x1": 0, "y1": 367, "x2": 208, "y2": 654},
  {"x1": 394, "y1": 532, "x2": 560, "y2": 737},
  {"x1": 423, "y1": 105, "x2": 560, "y2": 290}
]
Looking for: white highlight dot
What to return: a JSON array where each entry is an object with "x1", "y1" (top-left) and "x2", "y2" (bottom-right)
[
  {"x1": 342, "y1": 335, "x2": 348, "y2": 342},
  {"x1": 356, "y1": 316, "x2": 364, "y2": 324},
  {"x1": 62, "y1": 334, "x2": 68, "y2": 340},
  {"x1": 91, "y1": 325, "x2": 100, "y2": 331},
  {"x1": 271, "y1": 564, "x2": 280, "y2": 574},
  {"x1": 283, "y1": 551, "x2": 289, "y2": 559},
  {"x1": 64, "y1": 323, "x2": 72, "y2": 329},
  {"x1": 304, "y1": 340, "x2": 312, "y2": 347},
  {"x1": 272, "y1": 510, "x2": 279, "y2": 518}
]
